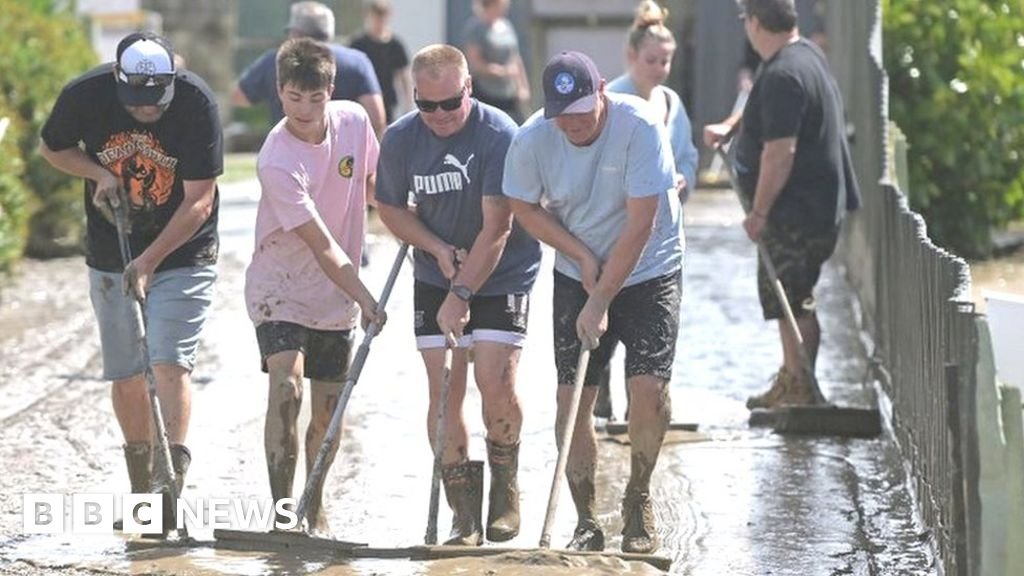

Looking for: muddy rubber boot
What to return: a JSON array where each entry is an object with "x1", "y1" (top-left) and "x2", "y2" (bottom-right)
[
  {"x1": 621, "y1": 488, "x2": 657, "y2": 554},
  {"x1": 565, "y1": 477, "x2": 604, "y2": 551},
  {"x1": 147, "y1": 444, "x2": 191, "y2": 538},
  {"x1": 114, "y1": 442, "x2": 152, "y2": 530},
  {"x1": 485, "y1": 440, "x2": 520, "y2": 542},
  {"x1": 441, "y1": 460, "x2": 484, "y2": 546}
]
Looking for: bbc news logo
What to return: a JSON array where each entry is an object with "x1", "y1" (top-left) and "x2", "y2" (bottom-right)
[{"x1": 22, "y1": 494, "x2": 299, "y2": 534}]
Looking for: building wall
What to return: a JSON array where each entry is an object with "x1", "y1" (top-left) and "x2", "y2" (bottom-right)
[{"x1": 142, "y1": 0, "x2": 238, "y2": 121}]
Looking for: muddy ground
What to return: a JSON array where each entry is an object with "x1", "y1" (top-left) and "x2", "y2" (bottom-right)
[{"x1": 2, "y1": 182, "x2": 1006, "y2": 575}]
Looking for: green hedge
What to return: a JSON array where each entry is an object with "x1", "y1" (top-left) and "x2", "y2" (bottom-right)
[
  {"x1": 0, "y1": 102, "x2": 30, "y2": 272},
  {"x1": 0, "y1": 0, "x2": 96, "y2": 262},
  {"x1": 884, "y1": 0, "x2": 1024, "y2": 258}
]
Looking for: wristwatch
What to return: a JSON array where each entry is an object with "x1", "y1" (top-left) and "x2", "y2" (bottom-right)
[{"x1": 450, "y1": 284, "x2": 474, "y2": 302}]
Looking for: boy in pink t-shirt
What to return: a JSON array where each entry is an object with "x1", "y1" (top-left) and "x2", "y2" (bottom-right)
[{"x1": 244, "y1": 37, "x2": 383, "y2": 535}]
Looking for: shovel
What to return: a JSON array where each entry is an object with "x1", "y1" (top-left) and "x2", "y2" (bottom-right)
[
  {"x1": 215, "y1": 242, "x2": 409, "y2": 548},
  {"x1": 713, "y1": 146, "x2": 881, "y2": 438}
]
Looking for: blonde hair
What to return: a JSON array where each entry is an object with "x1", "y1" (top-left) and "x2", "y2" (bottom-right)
[
  {"x1": 627, "y1": 1, "x2": 675, "y2": 51},
  {"x1": 412, "y1": 44, "x2": 468, "y2": 82}
]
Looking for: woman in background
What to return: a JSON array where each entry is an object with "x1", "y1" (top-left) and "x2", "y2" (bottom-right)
[
  {"x1": 461, "y1": 0, "x2": 530, "y2": 123},
  {"x1": 598, "y1": 1, "x2": 698, "y2": 422},
  {"x1": 608, "y1": 0, "x2": 698, "y2": 203}
]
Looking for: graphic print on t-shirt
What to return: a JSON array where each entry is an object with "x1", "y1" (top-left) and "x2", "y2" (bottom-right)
[
  {"x1": 443, "y1": 153, "x2": 474, "y2": 184},
  {"x1": 96, "y1": 131, "x2": 178, "y2": 212},
  {"x1": 413, "y1": 152, "x2": 475, "y2": 196}
]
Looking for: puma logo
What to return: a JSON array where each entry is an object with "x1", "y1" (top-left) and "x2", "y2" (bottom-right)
[{"x1": 443, "y1": 153, "x2": 474, "y2": 184}]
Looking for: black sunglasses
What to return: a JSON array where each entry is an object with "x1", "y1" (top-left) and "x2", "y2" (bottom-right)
[
  {"x1": 118, "y1": 69, "x2": 175, "y2": 87},
  {"x1": 414, "y1": 88, "x2": 465, "y2": 113}
]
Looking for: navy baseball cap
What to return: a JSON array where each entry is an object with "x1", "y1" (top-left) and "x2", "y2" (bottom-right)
[
  {"x1": 542, "y1": 51, "x2": 601, "y2": 119},
  {"x1": 115, "y1": 32, "x2": 176, "y2": 107}
]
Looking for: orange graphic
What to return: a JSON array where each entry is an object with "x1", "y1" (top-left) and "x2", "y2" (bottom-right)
[{"x1": 98, "y1": 132, "x2": 177, "y2": 211}]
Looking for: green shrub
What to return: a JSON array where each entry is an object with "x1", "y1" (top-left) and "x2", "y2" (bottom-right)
[
  {"x1": 0, "y1": 100, "x2": 30, "y2": 272},
  {"x1": 884, "y1": 0, "x2": 1024, "y2": 258},
  {"x1": 0, "y1": 0, "x2": 97, "y2": 258}
]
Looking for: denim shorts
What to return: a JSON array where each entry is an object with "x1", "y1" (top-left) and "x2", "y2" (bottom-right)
[{"x1": 88, "y1": 265, "x2": 217, "y2": 380}]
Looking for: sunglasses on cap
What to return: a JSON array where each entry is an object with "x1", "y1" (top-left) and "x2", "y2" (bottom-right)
[
  {"x1": 117, "y1": 69, "x2": 175, "y2": 88},
  {"x1": 414, "y1": 88, "x2": 466, "y2": 113}
]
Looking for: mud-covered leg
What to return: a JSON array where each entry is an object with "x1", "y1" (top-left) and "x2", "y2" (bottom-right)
[
  {"x1": 622, "y1": 375, "x2": 670, "y2": 554},
  {"x1": 304, "y1": 379, "x2": 341, "y2": 536},
  {"x1": 559, "y1": 384, "x2": 605, "y2": 551},
  {"x1": 264, "y1": 352, "x2": 303, "y2": 529},
  {"x1": 475, "y1": 342, "x2": 523, "y2": 542}
]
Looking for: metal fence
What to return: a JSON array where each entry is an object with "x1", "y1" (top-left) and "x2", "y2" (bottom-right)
[
  {"x1": 872, "y1": 183, "x2": 978, "y2": 576},
  {"x1": 826, "y1": 2, "x2": 985, "y2": 575}
]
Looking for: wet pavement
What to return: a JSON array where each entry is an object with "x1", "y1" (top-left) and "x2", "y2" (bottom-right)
[{"x1": 0, "y1": 180, "x2": 938, "y2": 575}]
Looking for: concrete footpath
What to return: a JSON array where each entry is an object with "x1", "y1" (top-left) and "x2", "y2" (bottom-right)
[{"x1": 0, "y1": 181, "x2": 938, "y2": 575}]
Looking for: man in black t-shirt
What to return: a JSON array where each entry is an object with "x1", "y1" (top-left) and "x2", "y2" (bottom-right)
[
  {"x1": 704, "y1": 0, "x2": 860, "y2": 409},
  {"x1": 40, "y1": 32, "x2": 222, "y2": 536},
  {"x1": 350, "y1": 0, "x2": 413, "y2": 124}
]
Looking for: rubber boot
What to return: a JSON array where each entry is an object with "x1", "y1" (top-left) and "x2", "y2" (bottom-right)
[
  {"x1": 114, "y1": 442, "x2": 152, "y2": 530},
  {"x1": 565, "y1": 476, "x2": 604, "y2": 551},
  {"x1": 148, "y1": 444, "x2": 191, "y2": 538},
  {"x1": 621, "y1": 488, "x2": 657, "y2": 554},
  {"x1": 485, "y1": 440, "x2": 520, "y2": 542},
  {"x1": 441, "y1": 460, "x2": 483, "y2": 546}
]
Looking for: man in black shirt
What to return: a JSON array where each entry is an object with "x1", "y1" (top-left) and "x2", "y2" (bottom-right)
[
  {"x1": 704, "y1": 0, "x2": 860, "y2": 408},
  {"x1": 350, "y1": 0, "x2": 413, "y2": 124},
  {"x1": 40, "y1": 32, "x2": 222, "y2": 535}
]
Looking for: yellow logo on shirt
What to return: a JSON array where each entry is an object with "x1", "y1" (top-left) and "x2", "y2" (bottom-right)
[{"x1": 338, "y1": 155, "x2": 354, "y2": 178}]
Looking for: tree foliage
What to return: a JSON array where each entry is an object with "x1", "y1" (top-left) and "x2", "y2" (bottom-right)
[
  {"x1": 0, "y1": 0, "x2": 96, "y2": 262},
  {"x1": 883, "y1": 0, "x2": 1024, "y2": 258}
]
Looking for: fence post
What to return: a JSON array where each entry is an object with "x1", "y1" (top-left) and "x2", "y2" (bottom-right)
[{"x1": 946, "y1": 364, "x2": 970, "y2": 576}]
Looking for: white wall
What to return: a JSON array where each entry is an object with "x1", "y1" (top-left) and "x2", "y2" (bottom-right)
[
  {"x1": 389, "y1": 0, "x2": 446, "y2": 56},
  {"x1": 76, "y1": 0, "x2": 140, "y2": 14}
]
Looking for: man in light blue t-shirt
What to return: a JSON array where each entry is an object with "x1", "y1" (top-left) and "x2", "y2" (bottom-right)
[
  {"x1": 503, "y1": 50, "x2": 682, "y2": 555},
  {"x1": 375, "y1": 44, "x2": 541, "y2": 547}
]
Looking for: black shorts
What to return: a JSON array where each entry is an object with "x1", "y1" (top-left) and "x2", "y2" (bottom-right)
[
  {"x1": 255, "y1": 321, "x2": 354, "y2": 382},
  {"x1": 413, "y1": 281, "x2": 530, "y2": 349},
  {"x1": 552, "y1": 270, "x2": 681, "y2": 387},
  {"x1": 758, "y1": 225, "x2": 839, "y2": 320}
]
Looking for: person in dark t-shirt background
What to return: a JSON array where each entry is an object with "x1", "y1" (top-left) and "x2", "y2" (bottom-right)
[
  {"x1": 39, "y1": 31, "x2": 222, "y2": 536},
  {"x1": 704, "y1": 0, "x2": 861, "y2": 410},
  {"x1": 350, "y1": 0, "x2": 413, "y2": 124}
]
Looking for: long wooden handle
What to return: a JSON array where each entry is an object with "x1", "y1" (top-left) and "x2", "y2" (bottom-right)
[
  {"x1": 539, "y1": 346, "x2": 591, "y2": 548},
  {"x1": 714, "y1": 148, "x2": 826, "y2": 403},
  {"x1": 296, "y1": 243, "x2": 409, "y2": 526},
  {"x1": 425, "y1": 346, "x2": 454, "y2": 544}
]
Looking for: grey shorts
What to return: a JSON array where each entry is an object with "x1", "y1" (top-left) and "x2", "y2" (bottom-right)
[
  {"x1": 255, "y1": 321, "x2": 354, "y2": 382},
  {"x1": 89, "y1": 265, "x2": 217, "y2": 381},
  {"x1": 552, "y1": 270, "x2": 681, "y2": 386}
]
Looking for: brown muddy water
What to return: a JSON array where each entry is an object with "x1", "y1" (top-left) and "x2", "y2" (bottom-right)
[{"x1": 0, "y1": 182, "x2": 966, "y2": 575}]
